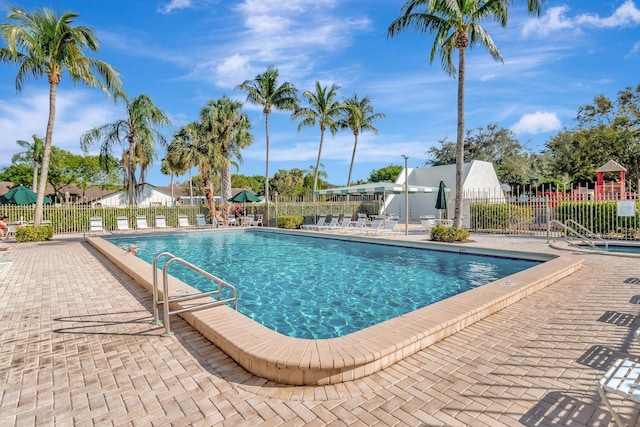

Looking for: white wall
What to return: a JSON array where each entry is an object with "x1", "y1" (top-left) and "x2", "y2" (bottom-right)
[{"x1": 92, "y1": 185, "x2": 175, "y2": 207}]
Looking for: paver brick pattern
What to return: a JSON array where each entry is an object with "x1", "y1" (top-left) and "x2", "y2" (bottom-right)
[{"x1": 0, "y1": 235, "x2": 639, "y2": 426}]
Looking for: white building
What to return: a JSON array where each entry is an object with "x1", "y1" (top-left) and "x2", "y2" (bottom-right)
[
  {"x1": 90, "y1": 183, "x2": 175, "y2": 207},
  {"x1": 386, "y1": 160, "x2": 505, "y2": 225}
]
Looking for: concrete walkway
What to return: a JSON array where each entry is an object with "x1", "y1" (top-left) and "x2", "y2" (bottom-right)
[{"x1": 1, "y1": 233, "x2": 639, "y2": 426}]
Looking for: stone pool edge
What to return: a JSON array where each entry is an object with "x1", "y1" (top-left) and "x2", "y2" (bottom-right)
[{"x1": 86, "y1": 233, "x2": 583, "y2": 386}]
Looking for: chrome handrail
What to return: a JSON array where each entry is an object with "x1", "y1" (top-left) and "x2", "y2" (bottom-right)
[
  {"x1": 565, "y1": 219, "x2": 608, "y2": 249},
  {"x1": 547, "y1": 220, "x2": 597, "y2": 249},
  {"x1": 152, "y1": 252, "x2": 237, "y2": 337}
]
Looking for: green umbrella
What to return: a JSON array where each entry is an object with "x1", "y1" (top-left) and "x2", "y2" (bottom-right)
[
  {"x1": 0, "y1": 185, "x2": 52, "y2": 205},
  {"x1": 227, "y1": 189, "x2": 261, "y2": 203},
  {"x1": 435, "y1": 180, "x2": 447, "y2": 218}
]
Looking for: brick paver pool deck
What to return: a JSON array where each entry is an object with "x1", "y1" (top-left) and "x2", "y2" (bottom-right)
[{"x1": 1, "y1": 231, "x2": 639, "y2": 426}]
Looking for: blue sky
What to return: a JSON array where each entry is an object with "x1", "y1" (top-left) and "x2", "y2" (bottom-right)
[{"x1": 1, "y1": 0, "x2": 639, "y2": 188}]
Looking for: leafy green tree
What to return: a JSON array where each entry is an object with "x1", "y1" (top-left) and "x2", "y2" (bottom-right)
[
  {"x1": 387, "y1": 0, "x2": 544, "y2": 227},
  {"x1": 12, "y1": 134, "x2": 44, "y2": 191},
  {"x1": 231, "y1": 174, "x2": 263, "y2": 195},
  {"x1": 293, "y1": 82, "x2": 346, "y2": 201},
  {"x1": 0, "y1": 164, "x2": 32, "y2": 186},
  {"x1": 303, "y1": 164, "x2": 328, "y2": 196},
  {"x1": 0, "y1": 6, "x2": 123, "y2": 225},
  {"x1": 236, "y1": 65, "x2": 298, "y2": 206},
  {"x1": 340, "y1": 94, "x2": 386, "y2": 187},
  {"x1": 160, "y1": 155, "x2": 186, "y2": 201},
  {"x1": 81, "y1": 94, "x2": 170, "y2": 205},
  {"x1": 270, "y1": 168, "x2": 305, "y2": 199},
  {"x1": 368, "y1": 165, "x2": 403, "y2": 183}
]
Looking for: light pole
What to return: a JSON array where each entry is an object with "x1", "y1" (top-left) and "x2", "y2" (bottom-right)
[{"x1": 402, "y1": 155, "x2": 409, "y2": 235}]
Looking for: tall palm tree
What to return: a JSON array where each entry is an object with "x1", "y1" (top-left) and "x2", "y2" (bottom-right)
[
  {"x1": 81, "y1": 94, "x2": 170, "y2": 205},
  {"x1": 13, "y1": 134, "x2": 44, "y2": 191},
  {"x1": 160, "y1": 155, "x2": 186, "y2": 202},
  {"x1": 236, "y1": 66, "x2": 298, "y2": 210},
  {"x1": 387, "y1": 0, "x2": 544, "y2": 227},
  {"x1": 293, "y1": 82, "x2": 345, "y2": 201},
  {"x1": 341, "y1": 95, "x2": 386, "y2": 188},
  {"x1": 200, "y1": 96, "x2": 253, "y2": 217},
  {"x1": 0, "y1": 6, "x2": 122, "y2": 225}
]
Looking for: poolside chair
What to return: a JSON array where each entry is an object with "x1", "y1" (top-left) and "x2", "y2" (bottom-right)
[
  {"x1": 313, "y1": 214, "x2": 339, "y2": 231},
  {"x1": 89, "y1": 217, "x2": 104, "y2": 234},
  {"x1": 360, "y1": 216, "x2": 384, "y2": 234},
  {"x1": 338, "y1": 214, "x2": 367, "y2": 233},
  {"x1": 178, "y1": 215, "x2": 191, "y2": 228},
  {"x1": 3, "y1": 223, "x2": 18, "y2": 241},
  {"x1": 301, "y1": 215, "x2": 326, "y2": 230},
  {"x1": 196, "y1": 214, "x2": 213, "y2": 228},
  {"x1": 155, "y1": 215, "x2": 168, "y2": 229},
  {"x1": 374, "y1": 216, "x2": 400, "y2": 235},
  {"x1": 136, "y1": 216, "x2": 150, "y2": 230},
  {"x1": 116, "y1": 216, "x2": 130, "y2": 232},
  {"x1": 420, "y1": 215, "x2": 436, "y2": 233},
  {"x1": 228, "y1": 214, "x2": 237, "y2": 227},
  {"x1": 254, "y1": 214, "x2": 263, "y2": 226},
  {"x1": 326, "y1": 215, "x2": 351, "y2": 232}
]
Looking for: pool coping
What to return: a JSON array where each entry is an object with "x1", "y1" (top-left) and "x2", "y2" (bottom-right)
[{"x1": 86, "y1": 229, "x2": 584, "y2": 385}]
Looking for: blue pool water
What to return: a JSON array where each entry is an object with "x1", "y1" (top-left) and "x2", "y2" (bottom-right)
[
  {"x1": 589, "y1": 244, "x2": 640, "y2": 254},
  {"x1": 108, "y1": 231, "x2": 539, "y2": 339}
]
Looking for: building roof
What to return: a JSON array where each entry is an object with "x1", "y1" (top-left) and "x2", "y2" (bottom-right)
[
  {"x1": 597, "y1": 160, "x2": 626, "y2": 173},
  {"x1": 315, "y1": 182, "x2": 438, "y2": 195}
]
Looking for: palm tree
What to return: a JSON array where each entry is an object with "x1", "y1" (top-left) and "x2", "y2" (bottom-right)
[
  {"x1": 341, "y1": 95, "x2": 386, "y2": 188},
  {"x1": 387, "y1": 0, "x2": 544, "y2": 227},
  {"x1": 0, "y1": 6, "x2": 122, "y2": 225},
  {"x1": 200, "y1": 96, "x2": 253, "y2": 217},
  {"x1": 13, "y1": 134, "x2": 44, "y2": 191},
  {"x1": 81, "y1": 94, "x2": 170, "y2": 205},
  {"x1": 160, "y1": 155, "x2": 186, "y2": 202},
  {"x1": 293, "y1": 82, "x2": 345, "y2": 201},
  {"x1": 236, "y1": 66, "x2": 298, "y2": 211}
]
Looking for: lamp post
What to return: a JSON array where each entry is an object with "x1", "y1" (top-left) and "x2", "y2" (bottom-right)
[{"x1": 402, "y1": 155, "x2": 409, "y2": 235}]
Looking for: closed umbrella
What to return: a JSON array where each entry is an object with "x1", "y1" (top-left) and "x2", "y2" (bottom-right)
[
  {"x1": 0, "y1": 185, "x2": 52, "y2": 205},
  {"x1": 435, "y1": 180, "x2": 447, "y2": 219}
]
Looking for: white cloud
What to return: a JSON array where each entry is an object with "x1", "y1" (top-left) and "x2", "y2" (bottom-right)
[
  {"x1": 626, "y1": 41, "x2": 640, "y2": 57},
  {"x1": 510, "y1": 111, "x2": 561, "y2": 135},
  {"x1": 158, "y1": 0, "x2": 192, "y2": 14},
  {"x1": 522, "y1": 1, "x2": 640, "y2": 38}
]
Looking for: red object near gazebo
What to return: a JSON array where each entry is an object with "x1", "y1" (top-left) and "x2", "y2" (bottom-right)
[{"x1": 595, "y1": 160, "x2": 628, "y2": 200}]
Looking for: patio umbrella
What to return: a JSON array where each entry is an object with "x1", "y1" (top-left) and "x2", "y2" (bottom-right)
[
  {"x1": 227, "y1": 189, "x2": 261, "y2": 203},
  {"x1": 435, "y1": 180, "x2": 447, "y2": 219},
  {"x1": 0, "y1": 185, "x2": 52, "y2": 205}
]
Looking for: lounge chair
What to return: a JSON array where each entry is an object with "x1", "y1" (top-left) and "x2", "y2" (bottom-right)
[
  {"x1": 136, "y1": 216, "x2": 149, "y2": 230},
  {"x1": 313, "y1": 214, "x2": 340, "y2": 231},
  {"x1": 178, "y1": 215, "x2": 191, "y2": 228},
  {"x1": 155, "y1": 215, "x2": 168, "y2": 229},
  {"x1": 89, "y1": 217, "x2": 104, "y2": 234},
  {"x1": 360, "y1": 216, "x2": 384, "y2": 234},
  {"x1": 597, "y1": 328, "x2": 640, "y2": 426},
  {"x1": 327, "y1": 215, "x2": 352, "y2": 232},
  {"x1": 375, "y1": 216, "x2": 400, "y2": 234},
  {"x1": 301, "y1": 215, "x2": 326, "y2": 230},
  {"x1": 254, "y1": 214, "x2": 263, "y2": 226},
  {"x1": 116, "y1": 216, "x2": 130, "y2": 232},
  {"x1": 196, "y1": 214, "x2": 214, "y2": 228},
  {"x1": 420, "y1": 215, "x2": 436, "y2": 233},
  {"x1": 228, "y1": 215, "x2": 237, "y2": 226},
  {"x1": 338, "y1": 214, "x2": 367, "y2": 233}
]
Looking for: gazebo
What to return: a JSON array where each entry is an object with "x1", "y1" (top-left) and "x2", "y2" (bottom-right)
[{"x1": 595, "y1": 160, "x2": 627, "y2": 200}]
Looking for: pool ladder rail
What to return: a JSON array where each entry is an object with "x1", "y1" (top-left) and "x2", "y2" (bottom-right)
[
  {"x1": 152, "y1": 252, "x2": 238, "y2": 337},
  {"x1": 547, "y1": 219, "x2": 608, "y2": 250}
]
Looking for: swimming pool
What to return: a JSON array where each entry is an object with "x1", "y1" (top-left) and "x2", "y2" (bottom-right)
[
  {"x1": 108, "y1": 230, "x2": 539, "y2": 339},
  {"x1": 580, "y1": 243, "x2": 640, "y2": 256}
]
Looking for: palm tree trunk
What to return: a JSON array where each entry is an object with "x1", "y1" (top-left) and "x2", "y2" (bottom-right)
[
  {"x1": 32, "y1": 162, "x2": 38, "y2": 192},
  {"x1": 346, "y1": 133, "x2": 358, "y2": 202},
  {"x1": 264, "y1": 114, "x2": 270, "y2": 225},
  {"x1": 222, "y1": 166, "x2": 232, "y2": 216},
  {"x1": 128, "y1": 140, "x2": 136, "y2": 206},
  {"x1": 312, "y1": 129, "x2": 325, "y2": 203},
  {"x1": 34, "y1": 82, "x2": 58, "y2": 226},
  {"x1": 454, "y1": 46, "x2": 466, "y2": 228}
]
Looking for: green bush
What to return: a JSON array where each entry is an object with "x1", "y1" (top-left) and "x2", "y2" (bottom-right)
[
  {"x1": 277, "y1": 215, "x2": 304, "y2": 229},
  {"x1": 430, "y1": 224, "x2": 471, "y2": 243},
  {"x1": 470, "y1": 203, "x2": 533, "y2": 230},
  {"x1": 16, "y1": 225, "x2": 53, "y2": 242},
  {"x1": 555, "y1": 201, "x2": 640, "y2": 235}
]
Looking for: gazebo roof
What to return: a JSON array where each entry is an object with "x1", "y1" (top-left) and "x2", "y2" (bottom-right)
[{"x1": 597, "y1": 160, "x2": 626, "y2": 173}]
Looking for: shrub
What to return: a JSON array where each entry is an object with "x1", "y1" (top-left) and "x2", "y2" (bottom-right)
[
  {"x1": 16, "y1": 225, "x2": 53, "y2": 242},
  {"x1": 430, "y1": 224, "x2": 471, "y2": 243},
  {"x1": 470, "y1": 203, "x2": 532, "y2": 230},
  {"x1": 277, "y1": 215, "x2": 304, "y2": 229}
]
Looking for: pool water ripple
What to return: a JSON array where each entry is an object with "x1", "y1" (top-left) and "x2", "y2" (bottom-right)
[{"x1": 110, "y1": 231, "x2": 538, "y2": 339}]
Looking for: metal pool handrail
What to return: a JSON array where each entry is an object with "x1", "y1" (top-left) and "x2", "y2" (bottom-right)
[
  {"x1": 151, "y1": 251, "x2": 238, "y2": 337},
  {"x1": 564, "y1": 219, "x2": 608, "y2": 249},
  {"x1": 547, "y1": 220, "x2": 606, "y2": 249}
]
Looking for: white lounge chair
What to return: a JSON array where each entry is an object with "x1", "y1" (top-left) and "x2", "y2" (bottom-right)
[
  {"x1": 375, "y1": 216, "x2": 400, "y2": 235},
  {"x1": 116, "y1": 216, "x2": 130, "y2": 232},
  {"x1": 89, "y1": 217, "x2": 104, "y2": 234},
  {"x1": 339, "y1": 214, "x2": 367, "y2": 233},
  {"x1": 327, "y1": 215, "x2": 352, "y2": 232},
  {"x1": 228, "y1": 215, "x2": 237, "y2": 226},
  {"x1": 301, "y1": 215, "x2": 326, "y2": 230},
  {"x1": 420, "y1": 215, "x2": 436, "y2": 233},
  {"x1": 155, "y1": 215, "x2": 168, "y2": 229},
  {"x1": 196, "y1": 214, "x2": 213, "y2": 228},
  {"x1": 314, "y1": 214, "x2": 340, "y2": 231},
  {"x1": 360, "y1": 216, "x2": 384, "y2": 234},
  {"x1": 178, "y1": 215, "x2": 191, "y2": 228},
  {"x1": 136, "y1": 216, "x2": 149, "y2": 230}
]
